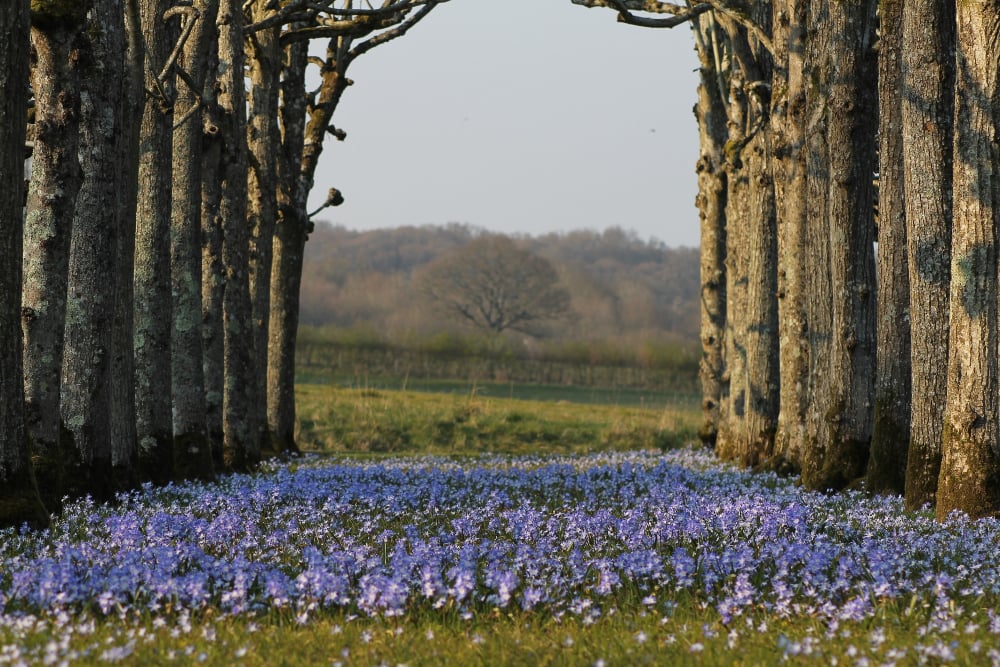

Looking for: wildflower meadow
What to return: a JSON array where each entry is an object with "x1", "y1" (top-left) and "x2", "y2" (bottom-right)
[{"x1": 2, "y1": 446, "x2": 1000, "y2": 665}]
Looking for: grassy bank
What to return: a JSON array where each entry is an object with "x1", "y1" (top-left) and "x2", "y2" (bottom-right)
[{"x1": 294, "y1": 383, "x2": 699, "y2": 454}]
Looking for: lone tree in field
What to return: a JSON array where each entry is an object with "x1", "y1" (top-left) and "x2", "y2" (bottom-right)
[{"x1": 418, "y1": 235, "x2": 571, "y2": 339}]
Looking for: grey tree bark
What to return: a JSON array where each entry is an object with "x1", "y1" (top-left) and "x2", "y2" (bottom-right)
[
  {"x1": 200, "y1": 38, "x2": 225, "y2": 470},
  {"x1": 800, "y1": 0, "x2": 833, "y2": 489},
  {"x1": 806, "y1": 0, "x2": 877, "y2": 491},
  {"x1": 691, "y1": 12, "x2": 728, "y2": 450},
  {"x1": 268, "y1": 38, "x2": 310, "y2": 452},
  {"x1": 866, "y1": 0, "x2": 911, "y2": 496},
  {"x1": 170, "y1": 0, "x2": 217, "y2": 482},
  {"x1": 22, "y1": 5, "x2": 86, "y2": 507},
  {"x1": 936, "y1": 0, "x2": 1000, "y2": 521},
  {"x1": 773, "y1": 0, "x2": 808, "y2": 473},
  {"x1": 0, "y1": 0, "x2": 48, "y2": 528},
  {"x1": 111, "y1": 0, "x2": 143, "y2": 490},
  {"x1": 135, "y1": 0, "x2": 177, "y2": 484},
  {"x1": 218, "y1": 0, "x2": 260, "y2": 471},
  {"x1": 714, "y1": 65, "x2": 749, "y2": 463},
  {"x1": 902, "y1": 0, "x2": 954, "y2": 511},
  {"x1": 730, "y1": 10, "x2": 778, "y2": 469},
  {"x1": 61, "y1": 0, "x2": 127, "y2": 502},
  {"x1": 246, "y1": 5, "x2": 281, "y2": 455}
]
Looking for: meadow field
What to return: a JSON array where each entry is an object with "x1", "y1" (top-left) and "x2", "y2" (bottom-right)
[{"x1": 1, "y1": 385, "x2": 1000, "y2": 665}]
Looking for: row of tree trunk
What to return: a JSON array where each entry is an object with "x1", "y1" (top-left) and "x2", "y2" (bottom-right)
[
  {"x1": 580, "y1": 0, "x2": 999, "y2": 520},
  {"x1": 0, "y1": 0, "x2": 443, "y2": 527}
]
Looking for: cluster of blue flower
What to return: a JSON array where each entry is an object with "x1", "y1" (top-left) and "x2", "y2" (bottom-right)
[{"x1": 1, "y1": 449, "x2": 999, "y2": 652}]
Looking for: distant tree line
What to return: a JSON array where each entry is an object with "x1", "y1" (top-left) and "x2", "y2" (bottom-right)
[
  {"x1": 577, "y1": 0, "x2": 1000, "y2": 520},
  {"x1": 300, "y1": 223, "x2": 701, "y2": 347},
  {"x1": 0, "y1": 0, "x2": 445, "y2": 526}
]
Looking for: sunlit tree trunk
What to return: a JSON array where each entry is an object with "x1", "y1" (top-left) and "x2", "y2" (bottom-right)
[
  {"x1": 170, "y1": 0, "x2": 217, "y2": 482},
  {"x1": 773, "y1": 0, "x2": 808, "y2": 473},
  {"x1": 714, "y1": 67, "x2": 749, "y2": 463},
  {"x1": 135, "y1": 0, "x2": 176, "y2": 484},
  {"x1": 61, "y1": 0, "x2": 126, "y2": 502},
  {"x1": 691, "y1": 13, "x2": 728, "y2": 450},
  {"x1": 733, "y1": 8, "x2": 778, "y2": 469},
  {"x1": 799, "y1": 0, "x2": 833, "y2": 488},
  {"x1": 937, "y1": 0, "x2": 1000, "y2": 521},
  {"x1": 805, "y1": 0, "x2": 878, "y2": 491},
  {"x1": 246, "y1": 6, "x2": 281, "y2": 455},
  {"x1": 902, "y1": 0, "x2": 954, "y2": 510},
  {"x1": 866, "y1": 0, "x2": 910, "y2": 496},
  {"x1": 0, "y1": 0, "x2": 48, "y2": 528},
  {"x1": 269, "y1": 39, "x2": 310, "y2": 452},
  {"x1": 22, "y1": 6, "x2": 86, "y2": 506}
]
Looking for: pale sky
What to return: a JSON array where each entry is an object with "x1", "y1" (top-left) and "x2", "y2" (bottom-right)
[{"x1": 308, "y1": 0, "x2": 702, "y2": 248}]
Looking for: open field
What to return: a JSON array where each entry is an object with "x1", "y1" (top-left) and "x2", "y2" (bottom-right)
[
  {"x1": 294, "y1": 383, "x2": 699, "y2": 454},
  {"x1": 3, "y1": 390, "x2": 1000, "y2": 666}
]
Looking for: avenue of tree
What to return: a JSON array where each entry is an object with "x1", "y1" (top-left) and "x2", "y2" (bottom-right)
[
  {"x1": 577, "y1": 0, "x2": 1000, "y2": 520},
  {"x1": 0, "y1": 0, "x2": 447, "y2": 525},
  {"x1": 2, "y1": 0, "x2": 999, "y2": 526}
]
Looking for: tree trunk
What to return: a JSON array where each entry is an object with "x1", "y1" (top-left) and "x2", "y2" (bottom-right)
[
  {"x1": 937, "y1": 1, "x2": 1000, "y2": 521},
  {"x1": 691, "y1": 13, "x2": 728, "y2": 450},
  {"x1": 902, "y1": 0, "x2": 954, "y2": 511},
  {"x1": 22, "y1": 10, "x2": 85, "y2": 507},
  {"x1": 799, "y1": 0, "x2": 833, "y2": 488},
  {"x1": 61, "y1": 0, "x2": 125, "y2": 502},
  {"x1": 866, "y1": 0, "x2": 910, "y2": 496},
  {"x1": 734, "y1": 9, "x2": 779, "y2": 469},
  {"x1": 811, "y1": 0, "x2": 877, "y2": 491},
  {"x1": 0, "y1": 0, "x2": 48, "y2": 529},
  {"x1": 111, "y1": 0, "x2": 144, "y2": 491},
  {"x1": 135, "y1": 0, "x2": 176, "y2": 484},
  {"x1": 218, "y1": 0, "x2": 259, "y2": 471},
  {"x1": 714, "y1": 69, "x2": 749, "y2": 463},
  {"x1": 200, "y1": 50, "x2": 225, "y2": 470},
  {"x1": 268, "y1": 39, "x2": 310, "y2": 452},
  {"x1": 170, "y1": 0, "x2": 217, "y2": 482},
  {"x1": 773, "y1": 0, "x2": 808, "y2": 473},
  {"x1": 246, "y1": 6, "x2": 281, "y2": 455}
]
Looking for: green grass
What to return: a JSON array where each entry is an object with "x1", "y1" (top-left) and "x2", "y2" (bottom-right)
[
  {"x1": 7, "y1": 597, "x2": 996, "y2": 665},
  {"x1": 294, "y1": 370, "x2": 700, "y2": 410},
  {"x1": 294, "y1": 383, "x2": 699, "y2": 455}
]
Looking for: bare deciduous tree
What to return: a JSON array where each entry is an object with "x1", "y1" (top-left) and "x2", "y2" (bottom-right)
[{"x1": 418, "y1": 235, "x2": 571, "y2": 340}]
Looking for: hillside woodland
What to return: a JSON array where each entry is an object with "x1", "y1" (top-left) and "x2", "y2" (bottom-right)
[{"x1": 300, "y1": 223, "x2": 700, "y2": 351}]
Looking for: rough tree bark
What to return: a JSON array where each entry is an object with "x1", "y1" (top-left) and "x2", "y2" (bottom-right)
[
  {"x1": 807, "y1": 0, "x2": 878, "y2": 491},
  {"x1": 135, "y1": 0, "x2": 177, "y2": 484},
  {"x1": 268, "y1": 38, "x2": 310, "y2": 452},
  {"x1": 866, "y1": 0, "x2": 911, "y2": 496},
  {"x1": 200, "y1": 33, "x2": 225, "y2": 470},
  {"x1": 691, "y1": 11, "x2": 728, "y2": 450},
  {"x1": 111, "y1": 0, "x2": 144, "y2": 490},
  {"x1": 937, "y1": 0, "x2": 1000, "y2": 521},
  {"x1": 61, "y1": 0, "x2": 127, "y2": 502},
  {"x1": 170, "y1": 0, "x2": 217, "y2": 482},
  {"x1": 218, "y1": 0, "x2": 260, "y2": 471},
  {"x1": 772, "y1": 0, "x2": 808, "y2": 473},
  {"x1": 246, "y1": 4, "x2": 281, "y2": 455},
  {"x1": 731, "y1": 10, "x2": 778, "y2": 469},
  {"x1": 799, "y1": 0, "x2": 833, "y2": 489},
  {"x1": 0, "y1": 0, "x2": 48, "y2": 528},
  {"x1": 902, "y1": 0, "x2": 954, "y2": 510},
  {"x1": 22, "y1": 3, "x2": 87, "y2": 507},
  {"x1": 714, "y1": 64, "x2": 749, "y2": 463}
]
